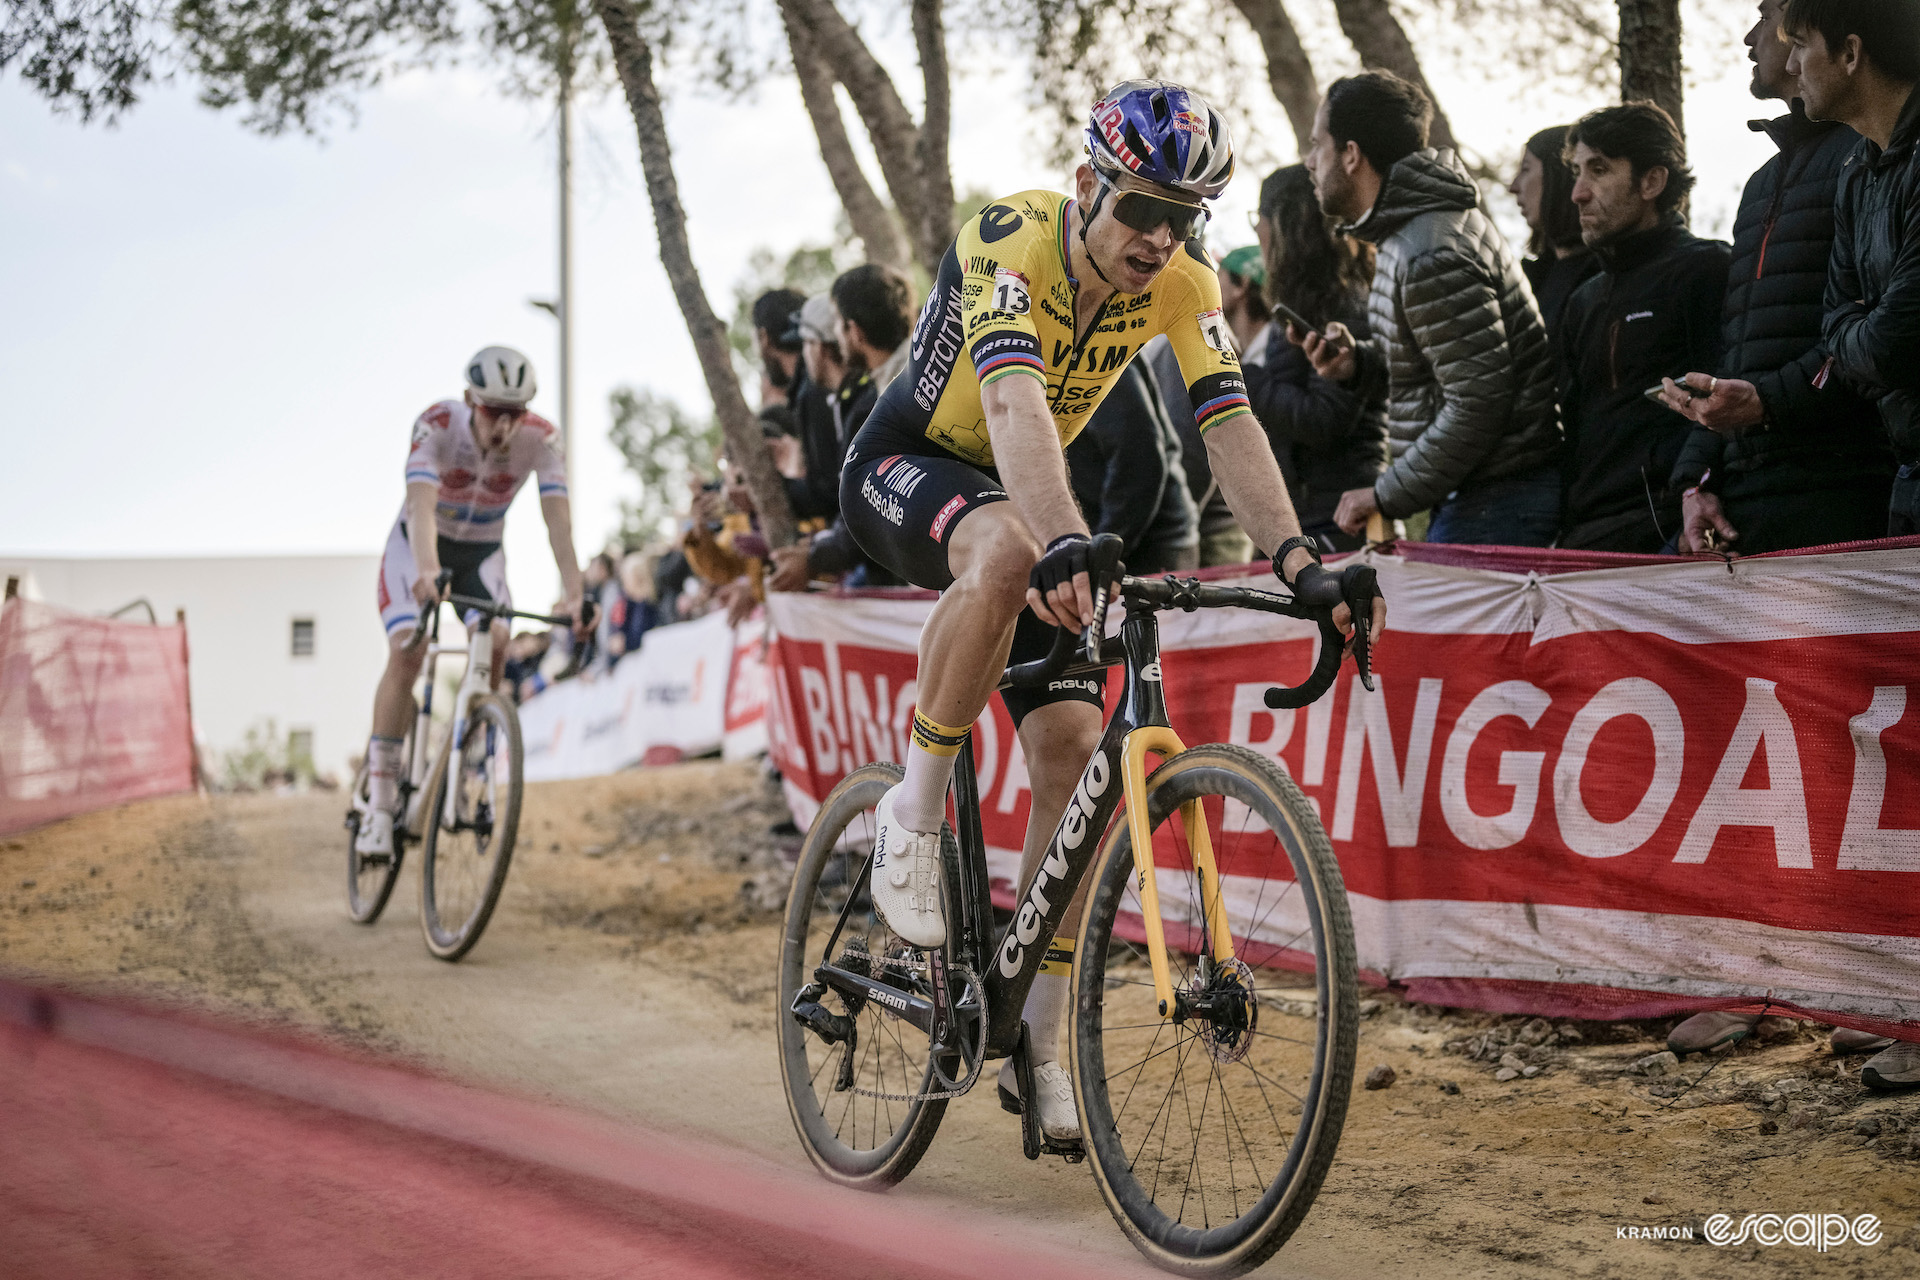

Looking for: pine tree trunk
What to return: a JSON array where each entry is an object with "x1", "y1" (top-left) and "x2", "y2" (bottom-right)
[
  {"x1": 1329, "y1": 0, "x2": 1457, "y2": 151},
  {"x1": 593, "y1": 0, "x2": 796, "y2": 547},
  {"x1": 1617, "y1": 0, "x2": 1685, "y2": 132},
  {"x1": 1228, "y1": 0, "x2": 1319, "y2": 155},
  {"x1": 782, "y1": 9, "x2": 912, "y2": 271}
]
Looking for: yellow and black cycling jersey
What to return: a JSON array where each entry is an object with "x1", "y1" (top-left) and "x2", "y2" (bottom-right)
[{"x1": 886, "y1": 189, "x2": 1253, "y2": 466}]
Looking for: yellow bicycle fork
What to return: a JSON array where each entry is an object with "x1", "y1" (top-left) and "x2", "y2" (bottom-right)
[{"x1": 1120, "y1": 727, "x2": 1238, "y2": 1020}]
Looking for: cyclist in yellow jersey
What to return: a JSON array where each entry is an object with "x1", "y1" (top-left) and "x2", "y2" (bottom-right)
[{"x1": 839, "y1": 80, "x2": 1387, "y2": 1141}]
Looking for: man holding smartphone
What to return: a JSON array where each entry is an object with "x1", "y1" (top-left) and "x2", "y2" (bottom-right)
[{"x1": 1293, "y1": 72, "x2": 1563, "y2": 547}]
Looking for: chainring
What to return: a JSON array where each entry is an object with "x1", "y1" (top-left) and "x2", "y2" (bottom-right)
[{"x1": 847, "y1": 956, "x2": 989, "y2": 1103}]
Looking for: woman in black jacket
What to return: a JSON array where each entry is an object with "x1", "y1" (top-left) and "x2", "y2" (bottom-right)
[
  {"x1": 1511, "y1": 125, "x2": 1600, "y2": 346},
  {"x1": 1246, "y1": 165, "x2": 1390, "y2": 552}
]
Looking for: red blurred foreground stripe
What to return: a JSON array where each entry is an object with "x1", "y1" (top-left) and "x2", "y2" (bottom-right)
[{"x1": 0, "y1": 979, "x2": 1151, "y2": 1280}]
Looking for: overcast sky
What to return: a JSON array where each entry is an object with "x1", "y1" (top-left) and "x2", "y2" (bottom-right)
[{"x1": 4, "y1": 1, "x2": 1772, "y2": 610}]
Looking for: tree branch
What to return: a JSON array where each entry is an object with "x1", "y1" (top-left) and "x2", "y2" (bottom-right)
[
  {"x1": 592, "y1": 0, "x2": 795, "y2": 546},
  {"x1": 1329, "y1": 0, "x2": 1456, "y2": 151},
  {"x1": 782, "y1": 7, "x2": 912, "y2": 270},
  {"x1": 1226, "y1": 0, "x2": 1318, "y2": 155},
  {"x1": 910, "y1": 0, "x2": 954, "y2": 270},
  {"x1": 778, "y1": 0, "x2": 932, "y2": 271}
]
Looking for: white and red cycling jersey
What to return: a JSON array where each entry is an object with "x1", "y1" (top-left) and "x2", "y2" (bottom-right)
[{"x1": 400, "y1": 398, "x2": 568, "y2": 544}]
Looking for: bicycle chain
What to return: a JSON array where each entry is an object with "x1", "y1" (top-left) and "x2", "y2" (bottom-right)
[{"x1": 846, "y1": 959, "x2": 989, "y2": 1103}]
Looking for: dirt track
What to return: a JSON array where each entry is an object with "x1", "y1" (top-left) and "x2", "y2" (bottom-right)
[{"x1": 4, "y1": 767, "x2": 1917, "y2": 1277}]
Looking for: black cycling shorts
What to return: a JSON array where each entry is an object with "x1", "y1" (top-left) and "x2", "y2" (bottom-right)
[{"x1": 841, "y1": 409, "x2": 1106, "y2": 729}]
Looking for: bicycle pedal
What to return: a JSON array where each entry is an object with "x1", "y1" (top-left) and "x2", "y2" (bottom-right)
[
  {"x1": 357, "y1": 853, "x2": 393, "y2": 867},
  {"x1": 1041, "y1": 1137, "x2": 1086, "y2": 1164}
]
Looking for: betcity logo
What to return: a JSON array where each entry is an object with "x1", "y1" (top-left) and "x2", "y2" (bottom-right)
[{"x1": 999, "y1": 750, "x2": 1111, "y2": 978}]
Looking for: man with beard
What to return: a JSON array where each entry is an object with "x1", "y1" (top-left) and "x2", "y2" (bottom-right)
[
  {"x1": 1658, "y1": 0, "x2": 1894, "y2": 556},
  {"x1": 1295, "y1": 71, "x2": 1563, "y2": 546},
  {"x1": 1556, "y1": 104, "x2": 1731, "y2": 552}
]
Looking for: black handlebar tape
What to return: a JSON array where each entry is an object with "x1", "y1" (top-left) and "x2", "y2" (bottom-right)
[{"x1": 1264, "y1": 618, "x2": 1348, "y2": 710}]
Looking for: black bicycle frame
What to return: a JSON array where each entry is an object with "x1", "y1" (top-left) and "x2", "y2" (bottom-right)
[{"x1": 950, "y1": 598, "x2": 1171, "y2": 1055}]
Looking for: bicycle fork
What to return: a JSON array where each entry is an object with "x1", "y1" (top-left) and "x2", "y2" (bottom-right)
[{"x1": 1120, "y1": 725, "x2": 1238, "y2": 1022}]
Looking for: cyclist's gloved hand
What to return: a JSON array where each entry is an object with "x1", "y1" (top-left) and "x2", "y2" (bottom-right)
[
  {"x1": 1274, "y1": 541, "x2": 1384, "y2": 686},
  {"x1": 1029, "y1": 533, "x2": 1093, "y2": 627}
]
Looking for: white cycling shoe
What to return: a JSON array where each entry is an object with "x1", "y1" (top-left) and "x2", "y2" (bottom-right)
[
  {"x1": 869, "y1": 785, "x2": 946, "y2": 949},
  {"x1": 354, "y1": 807, "x2": 396, "y2": 859},
  {"x1": 998, "y1": 1058, "x2": 1080, "y2": 1142}
]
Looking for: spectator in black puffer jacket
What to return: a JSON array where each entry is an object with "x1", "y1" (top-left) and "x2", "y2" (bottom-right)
[
  {"x1": 1065, "y1": 362, "x2": 1200, "y2": 574},
  {"x1": 1557, "y1": 103, "x2": 1732, "y2": 552},
  {"x1": 1659, "y1": 1, "x2": 1894, "y2": 554},
  {"x1": 1247, "y1": 164, "x2": 1388, "y2": 553},
  {"x1": 1297, "y1": 72, "x2": 1564, "y2": 547},
  {"x1": 1788, "y1": 0, "x2": 1920, "y2": 539}
]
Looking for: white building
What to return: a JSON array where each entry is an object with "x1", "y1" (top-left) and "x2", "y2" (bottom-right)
[{"x1": 3, "y1": 554, "x2": 386, "y2": 784}]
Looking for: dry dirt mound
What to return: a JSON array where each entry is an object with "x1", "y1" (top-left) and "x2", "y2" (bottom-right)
[{"x1": 4, "y1": 767, "x2": 1917, "y2": 1278}]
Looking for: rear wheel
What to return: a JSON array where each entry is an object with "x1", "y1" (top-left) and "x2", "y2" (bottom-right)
[
  {"x1": 1072, "y1": 744, "x2": 1357, "y2": 1277},
  {"x1": 776, "y1": 762, "x2": 959, "y2": 1189},
  {"x1": 420, "y1": 694, "x2": 521, "y2": 961},
  {"x1": 345, "y1": 736, "x2": 407, "y2": 924}
]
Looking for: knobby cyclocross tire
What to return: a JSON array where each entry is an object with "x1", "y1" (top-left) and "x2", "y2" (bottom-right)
[
  {"x1": 1071, "y1": 744, "x2": 1358, "y2": 1277},
  {"x1": 346, "y1": 753, "x2": 406, "y2": 925},
  {"x1": 777, "y1": 762, "x2": 952, "y2": 1189},
  {"x1": 420, "y1": 693, "x2": 522, "y2": 961}
]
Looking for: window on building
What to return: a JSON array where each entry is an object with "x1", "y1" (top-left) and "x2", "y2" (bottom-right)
[{"x1": 291, "y1": 617, "x2": 315, "y2": 657}]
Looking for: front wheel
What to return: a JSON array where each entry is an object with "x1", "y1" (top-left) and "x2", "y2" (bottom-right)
[
  {"x1": 1072, "y1": 744, "x2": 1358, "y2": 1277},
  {"x1": 419, "y1": 693, "x2": 522, "y2": 961}
]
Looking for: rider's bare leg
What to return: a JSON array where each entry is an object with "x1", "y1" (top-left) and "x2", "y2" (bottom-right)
[
  {"x1": 1013, "y1": 700, "x2": 1103, "y2": 1060},
  {"x1": 488, "y1": 618, "x2": 509, "y2": 690},
  {"x1": 891, "y1": 506, "x2": 1037, "y2": 832}
]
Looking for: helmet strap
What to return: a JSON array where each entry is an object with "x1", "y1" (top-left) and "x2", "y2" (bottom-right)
[{"x1": 1076, "y1": 182, "x2": 1120, "y2": 289}]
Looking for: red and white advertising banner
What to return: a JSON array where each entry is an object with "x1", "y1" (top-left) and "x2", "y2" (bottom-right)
[
  {"x1": 765, "y1": 544, "x2": 1920, "y2": 1036},
  {"x1": 0, "y1": 598, "x2": 196, "y2": 836},
  {"x1": 520, "y1": 611, "x2": 768, "y2": 780}
]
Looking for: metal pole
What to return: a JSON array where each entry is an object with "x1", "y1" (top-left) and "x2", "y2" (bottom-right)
[{"x1": 558, "y1": 68, "x2": 575, "y2": 496}]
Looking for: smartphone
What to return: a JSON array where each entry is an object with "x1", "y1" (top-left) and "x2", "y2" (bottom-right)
[
  {"x1": 1644, "y1": 380, "x2": 1713, "y2": 404},
  {"x1": 1272, "y1": 301, "x2": 1351, "y2": 351}
]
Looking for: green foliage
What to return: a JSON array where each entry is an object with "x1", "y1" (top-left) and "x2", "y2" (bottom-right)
[
  {"x1": 608, "y1": 386, "x2": 722, "y2": 546},
  {"x1": 2, "y1": 0, "x2": 162, "y2": 122},
  {"x1": 217, "y1": 717, "x2": 317, "y2": 791}
]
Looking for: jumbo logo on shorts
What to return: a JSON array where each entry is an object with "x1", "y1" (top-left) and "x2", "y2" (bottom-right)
[{"x1": 930, "y1": 495, "x2": 967, "y2": 541}]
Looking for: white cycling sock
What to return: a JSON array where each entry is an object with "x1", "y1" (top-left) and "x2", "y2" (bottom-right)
[
  {"x1": 1022, "y1": 937, "x2": 1075, "y2": 1061},
  {"x1": 893, "y1": 709, "x2": 969, "y2": 833},
  {"x1": 366, "y1": 735, "x2": 404, "y2": 812}
]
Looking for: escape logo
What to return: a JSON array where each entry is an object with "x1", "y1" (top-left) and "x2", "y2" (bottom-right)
[{"x1": 1703, "y1": 1213, "x2": 1882, "y2": 1250}]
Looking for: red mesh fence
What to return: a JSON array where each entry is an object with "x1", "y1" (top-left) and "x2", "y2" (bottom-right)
[{"x1": 0, "y1": 598, "x2": 195, "y2": 837}]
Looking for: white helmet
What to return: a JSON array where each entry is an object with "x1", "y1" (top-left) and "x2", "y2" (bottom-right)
[{"x1": 465, "y1": 346, "x2": 537, "y2": 408}]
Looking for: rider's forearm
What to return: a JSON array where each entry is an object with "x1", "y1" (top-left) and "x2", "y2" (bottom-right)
[
  {"x1": 540, "y1": 495, "x2": 584, "y2": 599},
  {"x1": 982, "y1": 378, "x2": 1088, "y2": 546},
  {"x1": 1202, "y1": 416, "x2": 1311, "y2": 572},
  {"x1": 405, "y1": 483, "x2": 442, "y2": 574}
]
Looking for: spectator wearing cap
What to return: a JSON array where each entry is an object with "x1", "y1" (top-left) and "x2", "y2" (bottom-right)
[
  {"x1": 752, "y1": 288, "x2": 808, "y2": 435},
  {"x1": 770, "y1": 268, "x2": 915, "y2": 592},
  {"x1": 779, "y1": 294, "x2": 849, "y2": 531},
  {"x1": 1511, "y1": 126, "x2": 1600, "y2": 346},
  {"x1": 1248, "y1": 164, "x2": 1390, "y2": 553},
  {"x1": 1217, "y1": 245, "x2": 1271, "y2": 357}
]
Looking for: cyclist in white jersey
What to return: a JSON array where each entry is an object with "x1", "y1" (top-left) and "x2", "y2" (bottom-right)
[{"x1": 356, "y1": 346, "x2": 586, "y2": 857}]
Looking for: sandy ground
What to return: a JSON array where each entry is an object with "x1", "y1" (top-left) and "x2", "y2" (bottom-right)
[{"x1": 4, "y1": 767, "x2": 1917, "y2": 1278}]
